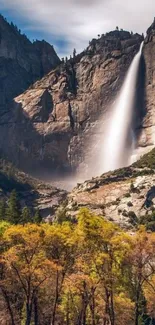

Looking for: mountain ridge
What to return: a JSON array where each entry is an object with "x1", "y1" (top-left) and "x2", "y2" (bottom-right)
[
  {"x1": 0, "y1": 16, "x2": 145, "y2": 176},
  {"x1": 0, "y1": 14, "x2": 155, "y2": 217},
  {"x1": 0, "y1": 13, "x2": 60, "y2": 108}
]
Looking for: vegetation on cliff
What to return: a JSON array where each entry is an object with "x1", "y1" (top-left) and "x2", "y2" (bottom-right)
[{"x1": 133, "y1": 148, "x2": 155, "y2": 169}]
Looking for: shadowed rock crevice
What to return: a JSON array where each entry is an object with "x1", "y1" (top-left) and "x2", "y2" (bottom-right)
[
  {"x1": 68, "y1": 102, "x2": 75, "y2": 129},
  {"x1": 144, "y1": 186, "x2": 155, "y2": 207},
  {"x1": 133, "y1": 51, "x2": 146, "y2": 143},
  {"x1": 0, "y1": 99, "x2": 73, "y2": 176},
  {"x1": 136, "y1": 19, "x2": 155, "y2": 154}
]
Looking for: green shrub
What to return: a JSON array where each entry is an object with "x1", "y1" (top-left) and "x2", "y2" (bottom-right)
[
  {"x1": 128, "y1": 211, "x2": 138, "y2": 225},
  {"x1": 127, "y1": 201, "x2": 133, "y2": 207},
  {"x1": 124, "y1": 192, "x2": 131, "y2": 198},
  {"x1": 139, "y1": 211, "x2": 155, "y2": 232},
  {"x1": 133, "y1": 148, "x2": 155, "y2": 169}
]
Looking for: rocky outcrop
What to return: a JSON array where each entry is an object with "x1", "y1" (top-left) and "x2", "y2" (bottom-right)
[
  {"x1": 66, "y1": 149, "x2": 155, "y2": 228},
  {"x1": 137, "y1": 19, "x2": 155, "y2": 156},
  {"x1": 0, "y1": 158, "x2": 67, "y2": 218},
  {"x1": 0, "y1": 14, "x2": 60, "y2": 111},
  {"x1": 0, "y1": 28, "x2": 143, "y2": 175},
  {"x1": 33, "y1": 40, "x2": 61, "y2": 76}
]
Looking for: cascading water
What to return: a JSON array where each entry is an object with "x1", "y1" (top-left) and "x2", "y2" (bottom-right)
[
  {"x1": 99, "y1": 41, "x2": 144, "y2": 173},
  {"x1": 60, "y1": 42, "x2": 144, "y2": 190}
]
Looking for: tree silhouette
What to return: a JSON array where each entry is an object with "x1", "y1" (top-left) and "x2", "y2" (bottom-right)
[
  {"x1": 6, "y1": 190, "x2": 21, "y2": 224},
  {"x1": 21, "y1": 206, "x2": 31, "y2": 225},
  {"x1": 0, "y1": 199, "x2": 6, "y2": 221}
]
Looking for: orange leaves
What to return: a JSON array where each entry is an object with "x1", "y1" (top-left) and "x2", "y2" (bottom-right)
[
  {"x1": 144, "y1": 275, "x2": 155, "y2": 318},
  {"x1": 114, "y1": 293, "x2": 134, "y2": 325},
  {"x1": 1, "y1": 209, "x2": 155, "y2": 324}
]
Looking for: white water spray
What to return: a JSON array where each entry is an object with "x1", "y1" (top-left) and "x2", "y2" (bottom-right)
[
  {"x1": 55, "y1": 42, "x2": 144, "y2": 190},
  {"x1": 100, "y1": 42, "x2": 144, "y2": 173}
]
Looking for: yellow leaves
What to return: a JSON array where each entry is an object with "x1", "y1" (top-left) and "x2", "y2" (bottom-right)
[
  {"x1": 114, "y1": 293, "x2": 134, "y2": 325},
  {"x1": 0, "y1": 221, "x2": 10, "y2": 238},
  {"x1": 43, "y1": 222, "x2": 75, "y2": 251},
  {"x1": 1, "y1": 223, "x2": 59, "y2": 296},
  {"x1": 95, "y1": 251, "x2": 109, "y2": 266},
  {"x1": 2, "y1": 208, "x2": 155, "y2": 325},
  {"x1": 64, "y1": 273, "x2": 96, "y2": 296},
  {"x1": 4, "y1": 223, "x2": 44, "y2": 245},
  {"x1": 76, "y1": 208, "x2": 104, "y2": 241}
]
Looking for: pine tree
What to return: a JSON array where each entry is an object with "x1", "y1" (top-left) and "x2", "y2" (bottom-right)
[
  {"x1": 0, "y1": 199, "x2": 6, "y2": 221},
  {"x1": 21, "y1": 206, "x2": 31, "y2": 225},
  {"x1": 34, "y1": 209, "x2": 42, "y2": 224},
  {"x1": 73, "y1": 48, "x2": 76, "y2": 57},
  {"x1": 6, "y1": 190, "x2": 21, "y2": 224}
]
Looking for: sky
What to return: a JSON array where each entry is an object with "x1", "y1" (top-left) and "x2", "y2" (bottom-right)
[{"x1": 0, "y1": 0, "x2": 155, "y2": 58}]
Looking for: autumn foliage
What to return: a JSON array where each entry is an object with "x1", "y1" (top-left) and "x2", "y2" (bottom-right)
[{"x1": 0, "y1": 209, "x2": 155, "y2": 325}]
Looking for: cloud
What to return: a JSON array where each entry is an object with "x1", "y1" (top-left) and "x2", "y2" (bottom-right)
[{"x1": 0, "y1": 0, "x2": 155, "y2": 57}]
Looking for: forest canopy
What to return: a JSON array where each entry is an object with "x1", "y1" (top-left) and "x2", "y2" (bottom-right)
[{"x1": 0, "y1": 208, "x2": 155, "y2": 325}]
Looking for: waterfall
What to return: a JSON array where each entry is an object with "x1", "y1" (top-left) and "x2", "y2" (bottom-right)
[{"x1": 100, "y1": 41, "x2": 144, "y2": 173}]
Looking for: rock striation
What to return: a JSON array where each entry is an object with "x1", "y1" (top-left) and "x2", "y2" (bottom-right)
[
  {"x1": 138, "y1": 18, "x2": 155, "y2": 155},
  {"x1": 0, "y1": 26, "x2": 143, "y2": 175},
  {"x1": 1, "y1": 15, "x2": 155, "y2": 180}
]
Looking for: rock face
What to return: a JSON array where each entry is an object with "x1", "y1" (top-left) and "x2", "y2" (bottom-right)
[
  {"x1": 0, "y1": 27, "x2": 143, "y2": 175},
  {"x1": 138, "y1": 19, "x2": 155, "y2": 155},
  {"x1": 66, "y1": 149, "x2": 155, "y2": 228},
  {"x1": 0, "y1": 14, "x2": 60, "y2": 111},
  {"x1": 68, "y1": 171, "x2": 155, "y2": 228}
]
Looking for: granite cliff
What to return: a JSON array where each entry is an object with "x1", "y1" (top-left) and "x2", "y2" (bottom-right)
[
  {"x1": 0, "y1": 14, "x2": 60, "y2": 111},
  {"x1": 0, "y1": 15, "x2": 155, "y2": 186},
  {"x1": 139, "y1": 18, "x2": 155, "y2": 155},
  {"x1": 0, "y1": 24, "x2": 144, "y2": 176}
]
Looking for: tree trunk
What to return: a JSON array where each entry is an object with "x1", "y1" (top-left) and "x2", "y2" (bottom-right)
[
  {"x1": 25, "y1": 302, "x2": 33, "y2": 325},
  {"x1": 82, "y1": 282, "x2": 88, "y2": 325},
  {"x1": 1, "y1": 288, "x2": 16, "y2": 325},
  {"x1": 77, "y1": 283, "x2": 88, "y2": 325},
  {"x1": 77, "y1": 310, "x2": 82, "y2": 325},
  {"x1": 135, "y1": 277, "x2": 143, "y2": 325},
  {"x1": 135, "y1": 287, "x2": 140, "y2": 325},
  {"x1": 103, "y1": 287, "x2": 111, "y2": 325},
  {"x1": 83, "y1": 304, "x2": 87, "y2": 325},
  {"x1": 89, "y1": 288, "x2": 96, "y2": 325},
  {"x1": 78, "y1": 302, "x2": 87, "y2": 325},
  {"x1": 51, "y1": 270, "x2": 59, "y2": 325},
  {"x1": 34, "y1": 295, "x2": 39, "y2": 325},
  {"x1": 110, "y1": 288, "x2": 115, "y2": 325}
]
